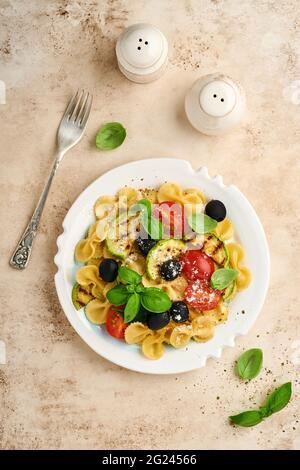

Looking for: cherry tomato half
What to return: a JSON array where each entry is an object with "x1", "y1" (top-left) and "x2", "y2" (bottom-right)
[
  {"x1": 106, "y1": 307, "x2": 127, "y2": 340},
  {"x1": 184, "y1": 280, "x2": 222, "y2": 311},
  {"x1": 153, "y1": 201, "x2": 187, "y2": 238},
  {"x1": 181, "y1": 250, "x2": 215, "y2": 281}
]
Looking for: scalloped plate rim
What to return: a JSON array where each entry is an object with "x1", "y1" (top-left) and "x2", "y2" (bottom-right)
[{"x1": 54, "y1": 158, "x2": 270, "y2": 375}]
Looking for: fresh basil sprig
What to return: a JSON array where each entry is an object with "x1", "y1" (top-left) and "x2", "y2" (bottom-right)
[
  {"x1": 230, "y1": 382, "x2": 292, "y2": 427},
  {"x1": 95, "y1": 122, "x2": 126, "y2": 150},
  {"x1": 187, "y1": 212, "x2": 217, "y2": 234},
  {"x1": 130, "y1": 199, "x2": 163, "y2": 240},
  {"x1": 118, "y1": 266, "x2": 142, "y2": 285},
  {"x1": 211, "y1": 268, "x2": 238, "y2": 290},
  {"x1": 106, "y1": 266, "x2": 171, "y2": 323},
  {"x1": 236, "y1": 348, "x2": 263, "y2": 380}
]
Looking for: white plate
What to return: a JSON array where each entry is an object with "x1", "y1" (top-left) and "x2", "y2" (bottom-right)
[{"x1": 54, "y1": 159, "x2": 270, "y2": 374}]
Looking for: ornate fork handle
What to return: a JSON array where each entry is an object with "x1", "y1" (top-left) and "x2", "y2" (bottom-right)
[
  {"x1": 10, "y1": 156, "x2": 61, "y2": 270},
  {"x1": 10, "y1": 90, "x2": 92, "y2": 270}
]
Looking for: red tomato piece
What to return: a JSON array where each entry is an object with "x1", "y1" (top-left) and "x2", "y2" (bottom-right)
[
  {"x1": 106, "y1": 307, "x2": 127, "y2": 340},
  {"x1": 153, "y1": 201, "x2": 187, "y2": 238},
  {"x1": 181, "y1": 250, "x2": 215, "y2": 281},
  {"x1": 184, "y1": 280, "x2": 222, "y2": 311}
]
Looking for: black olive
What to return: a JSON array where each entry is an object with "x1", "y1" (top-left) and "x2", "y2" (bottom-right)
[
  {"x1": 136, "y1": 236, "x2": 157, "y2": 256},
  {"x1": 147, "y1": 311, "x2": 170, "y2": 330},
  {"x1": 160, "y1": 259, "x2": 182, "y2": 281},
  {"x1": 170, "y1": 301, "x2": 189, "y2": 323},
  {"x1": 205, "y1": 200, "x2": 226, "y2": 222},
  {"x1": 99, "y1": 258, "x2": 119, "y2": 282}
]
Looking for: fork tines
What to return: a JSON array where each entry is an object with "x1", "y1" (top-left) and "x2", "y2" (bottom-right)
[{"x1": 63, "y1": 90, "x2": 93, "y2": 128}]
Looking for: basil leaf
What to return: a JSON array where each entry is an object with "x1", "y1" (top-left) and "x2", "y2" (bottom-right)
[
  {"x1": 230, "y1": 410, "x2": 263, "y2": 427},
  {"x1": 106, "y1": 284, "x2": 129, "y2": 305},
  {"x1": 187, "y1": 212, "x2": 217, "y2": 234},
  {"x1": 129, "y1": 200, "x2": 149, "y2": 228},
  {"x1": 118, "y1": 266, "x2": 142, "y2": 285},
  {"x1": 236, "y1": 348, "x2": 263, "y2": 380},
  {"x1": 95, "y1": 122, "x2": 126, "y2": 150},
  {"x1": 148, "y1": 216, "x2": 163, "y2": 240},
  {"x1": 137, "y1": 199, "x2": 152, "y2": 217},
  {"x1": 264, "y1": 382, "x2": 292, "y2": 415},
  {"x1": 140, "y1": 208, "x2": 151, "y2": 234},
  {"x1": 128, "y1": 199, "x2": 151, "y2": 220},
  {"x1": 131, "y1": 199, "x2": 163, "y2": 240},
  {"x1": 124, "y1": 292, "x2": 141, "y2": 323},
  {"x1": 211, "y1": 268, "x2": 238, "y2": 290},
  {"x1": 141, "y1": 287, "x2": 172, "y2": 313},
  {"x1": 139, "y1": 199, "x2": 163, "y2": 240}
]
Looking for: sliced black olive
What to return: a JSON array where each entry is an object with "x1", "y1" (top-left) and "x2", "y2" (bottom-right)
[
  {"x1": 99, "y1": 258, "x2": 119, "y2": 282},
  {"x1": 170, "y1": 301, "x2": 189, "y2": 323},
  {"x1": 147, "y1": 311, "x2": 170, "y2": 330},
  {"x1": 135, "y1": 236, "x2": 157, "y2": 256},
  {"x1": 160, "y1": 259, "x2": 182, "y2": 281}
]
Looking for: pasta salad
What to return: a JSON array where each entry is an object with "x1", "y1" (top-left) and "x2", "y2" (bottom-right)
[{"x1": 72, "y1": 183, "x2": 251, "y2": 360}]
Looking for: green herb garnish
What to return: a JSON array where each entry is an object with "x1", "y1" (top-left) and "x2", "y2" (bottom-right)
[
  {"x1": 106, "y1": 266, "x2": 171, "y2": 323},
  {"x1": 264, "y1": 382, "x2": 292, "y2": 415},
  {"x1": 106, "y1": 284, "x2": 129, "y2": 306},
  {"x1": 95, "y1": 122, "x2": 126, "y2": 150},
  {"x1": 140, "y1": 287, "x2": 172, "y2": 313},
  {"x1": 124, "y1": 292, "x2": 141, "y2": 323},
  {"x1": 230, "y1": 382, "x2": 292, "y2": 427},
  {"x1": 118, "y1": 266, "x2": 142, "y2": 285},
  {"x1": 129, "y1": 199, "x2": 163, "y2": 240},
  {"x1": 230, "y1": 410, "x2": 264, "y2": 427},
  {"x1": 235, "y1": 348, "x2": 263, "y2": 380},
  {"x1": 187, "y1": 212, "x2": 217, "y2": 234},
  {"x1": 211, "y1": 268, "x2": 238, "y2": 290}
]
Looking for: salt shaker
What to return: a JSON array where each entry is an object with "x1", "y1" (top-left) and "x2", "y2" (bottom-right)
[
  {"x1": 116, "y1": 23, "x2": 168, "y2": 84},
  {"x1": 185, "y1": 73, "x2": 246, "y2": 135}
]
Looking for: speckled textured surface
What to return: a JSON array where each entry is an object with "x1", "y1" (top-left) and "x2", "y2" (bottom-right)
[{"x1": 0, "y1": 0, "x2": 300, "y2": 450}]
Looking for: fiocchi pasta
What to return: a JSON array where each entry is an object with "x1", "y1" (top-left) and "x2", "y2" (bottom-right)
[{"x1": 72, "y1": 182, "x2": 251, "y2": 360}]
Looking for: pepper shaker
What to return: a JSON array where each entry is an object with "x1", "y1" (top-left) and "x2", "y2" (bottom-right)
[
  {"x1": 185, "y1": 73, "x2": 246, "y2": 135},
  {"x1": 116, "y1": 23, "x2": 168, "y2": 84}
]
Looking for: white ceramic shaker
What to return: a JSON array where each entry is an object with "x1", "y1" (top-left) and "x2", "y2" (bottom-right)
[
  {"x1": 185, "y1": 73, "x2": 246, "y2": 135},
  {"x1": 116, "y1": 23, "x2": 168, "y2": 84}
]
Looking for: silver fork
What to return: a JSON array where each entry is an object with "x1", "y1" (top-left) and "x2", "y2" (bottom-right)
[{"x1": 10, "y1": 90, "x2": 93, "y2": 270}]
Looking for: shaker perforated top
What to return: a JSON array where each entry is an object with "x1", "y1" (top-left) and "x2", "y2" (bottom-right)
[
  {"x1": 185, "y1": 73, "x2": 246, "y2": 135},
  {"x1": 116, "y1": 23, "x2": 168, "y2": 83},
  {"x1": 199, "y1": 80, "x2": 237, "y2": 117}
]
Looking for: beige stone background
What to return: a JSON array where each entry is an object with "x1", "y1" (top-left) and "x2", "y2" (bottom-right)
[{"x1": 0, "y1": 0, "x2": 299, "y2": 450}]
